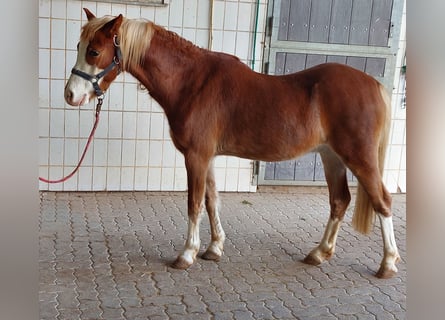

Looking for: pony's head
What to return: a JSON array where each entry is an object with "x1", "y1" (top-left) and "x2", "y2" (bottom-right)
[{"x1": 64, "y1": 8, "x2": 123, "y2": 106}]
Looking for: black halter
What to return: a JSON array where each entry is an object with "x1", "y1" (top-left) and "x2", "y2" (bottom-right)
[{"x1": 71, "y1": 35, "x2": 123, "y2": 97}]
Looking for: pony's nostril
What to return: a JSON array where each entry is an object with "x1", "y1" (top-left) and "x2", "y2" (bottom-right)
[{"x1": 65, "y1": 89, "x2": 73, "y2": 101}]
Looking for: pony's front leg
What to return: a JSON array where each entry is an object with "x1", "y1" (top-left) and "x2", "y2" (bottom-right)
[
  {"x1": 171, "y1": 154, "x2": 208, "y2": 270},
  {"x1": 171, "y1": 203, "x2": 205, "y2": 269}
]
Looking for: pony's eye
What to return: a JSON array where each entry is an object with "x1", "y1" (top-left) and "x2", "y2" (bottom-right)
[{"x1": 88, "y1": 49, "x2": 100, "y2": 57}]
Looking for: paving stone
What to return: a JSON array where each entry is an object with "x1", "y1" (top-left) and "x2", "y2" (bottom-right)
[
  {"x1": 39, "y1": 189, "x2": 406, "y2": 319},
  {"x1": 207, "y1": 301, "x2": 247, "y2": 313},
  {"x1": 232, "y1": 309, "x2": 255, "y2": 320},
  {"x1": 56, "y1": 288, "x2": 79, "y2": 309},
  {"x1": 78, "y1": 300, "x2": 102, "y2": 320},
  {"x1": 100, "y1": 307, "x2": 125, "y2": 319},
  {"x1": 213, "y1": 311, "x2": 235, "y2": 320},
  {"x1": 172, "y1": 312, "x2": 211, "y2": 320},
  {"x1": 292, "y1": 305, "x2": 331, "y2": 318},
  {"x1": 328, "y1": 303, "x2": 366, "y2": 316},
  {"x1": 353, "y1": 313, "x2": 377, "y2": 320},
  {"x1": 245, "y1": 301, "x2": 273, "y2": 319},
  {"x1": 125, "y1": 305, "x2": 167, "y2": 318},
  {"x1": 182, "y1": 294, "x2": 209, "y2": 314},
  {"x1": 39, "y1": 300, "x2": 58, "y2": 320}
]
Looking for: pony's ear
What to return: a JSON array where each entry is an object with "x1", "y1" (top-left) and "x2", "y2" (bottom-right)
[
  {"x1": 101, "y1": 14, "x2": 123, "y2": 37},
  {"x1": 83, "y1": 8, "x2": 96, "y2": 21}
]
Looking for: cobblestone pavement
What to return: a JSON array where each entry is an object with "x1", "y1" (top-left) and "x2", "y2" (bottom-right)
[{"x1": 39, "y1": 187, "x2": 406, "y2": 319}]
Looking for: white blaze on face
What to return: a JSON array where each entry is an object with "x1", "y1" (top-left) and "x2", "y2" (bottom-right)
[{"x1": 64, "y1": 41, "x2": 104, "y2": 106}]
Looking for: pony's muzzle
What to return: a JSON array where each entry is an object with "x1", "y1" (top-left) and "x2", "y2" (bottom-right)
[{"x1": 64, "y1": 85, "x2": 88, "y2": 107}]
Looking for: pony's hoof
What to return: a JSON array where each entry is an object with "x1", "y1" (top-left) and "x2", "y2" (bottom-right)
[
  {"x1": 303, "y1": 254, "x2": 322, "y2": 266},
  {"x1": 376, "y1": 255, "x2": 400, "y2": 278},
  {"x1": 201, "y1": 249, "x2": 221, "y2": 261},
  {"x1": 171, "y1": 256, "x2": 193, "y2": 270},
  {"x1": 375, "y1": 264, "x2": 398, "y2": 279}
]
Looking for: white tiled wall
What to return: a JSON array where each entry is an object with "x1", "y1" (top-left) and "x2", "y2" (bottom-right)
[
  {"x1": 384, "y1": 0, "x2": 406, "y2": 193},
  {"x1": 39, "y1": 0, "x2": 406, "y2": 193},
  {"x1": 39, "y1": 0, "x2": 266, "y2": 191}
]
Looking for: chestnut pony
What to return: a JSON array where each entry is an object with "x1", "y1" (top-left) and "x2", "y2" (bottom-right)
[{"x1": 65, "y1": 9, "x2": 400, "y2": 278}]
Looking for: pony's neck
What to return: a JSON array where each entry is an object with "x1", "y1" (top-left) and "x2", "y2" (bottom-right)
[{"x1": 127, "y1": 24, "x2": 204, "y2": 114}]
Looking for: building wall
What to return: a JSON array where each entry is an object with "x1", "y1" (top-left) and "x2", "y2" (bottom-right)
[
  {"x1": 39, "y1": 0, "x2": 406, "y2": 192},
  {"x1": 385, "y1": 0, "x2": 406, "y2": 193},
  {"x1": 39, "y1": 0, "x2": 267, "y2": 192}
]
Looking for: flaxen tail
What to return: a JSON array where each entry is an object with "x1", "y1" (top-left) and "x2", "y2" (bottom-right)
[{"x1": 351, "y1": 84, "x2": 391, "y2": 234}]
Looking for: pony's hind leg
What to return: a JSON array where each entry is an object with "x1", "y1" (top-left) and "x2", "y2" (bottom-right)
[
  {"x1": 304, "y1": 148, "x2": 351, "y2": 265},
  {"x1": 353, "y1": 170, "x2": 401, "y2": 278},
  {"x1": 201, "y1": 162, "x2": 226, "y2": 261},
  {"x1": 376, "y1": 212, "x2": 400, "y2": 278}
]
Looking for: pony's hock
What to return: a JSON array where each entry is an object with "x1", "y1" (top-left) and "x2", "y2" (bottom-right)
[{"x1": 65, "y1": 8, "x2": 400, "y2": 278}]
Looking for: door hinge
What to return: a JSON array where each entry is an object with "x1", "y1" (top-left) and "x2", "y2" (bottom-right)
[
  {"x1": 263, "y1": 62, "x2": 269, "y2": 74},
  {"x1": 267, "y1": 16, "x2": 273, "y2": 37},
  {"x1": 251, "y1": 161, "x2": 260, "y2": 185}
]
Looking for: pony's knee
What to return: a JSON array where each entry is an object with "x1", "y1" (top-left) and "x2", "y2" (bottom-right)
[
  {"x1": 205, "y1": 190, "x2": 218, "y2": 210},
  {"x1": 188, "y1": 202, "x2": 205, "y2": 225}
]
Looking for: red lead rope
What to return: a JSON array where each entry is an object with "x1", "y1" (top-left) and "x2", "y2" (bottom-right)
[{"x1": 39, "y1": 98, "x2": 103, "y2": 184}]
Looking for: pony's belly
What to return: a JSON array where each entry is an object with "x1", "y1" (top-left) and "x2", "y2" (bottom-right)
[{"x1": 220, "y1": 143, "x2": 319, "y2": 162}]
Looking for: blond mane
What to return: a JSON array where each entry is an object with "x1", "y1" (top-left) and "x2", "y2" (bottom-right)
[{"x1": 80, "y1": 16, "x2": 154, "y2": 71}]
